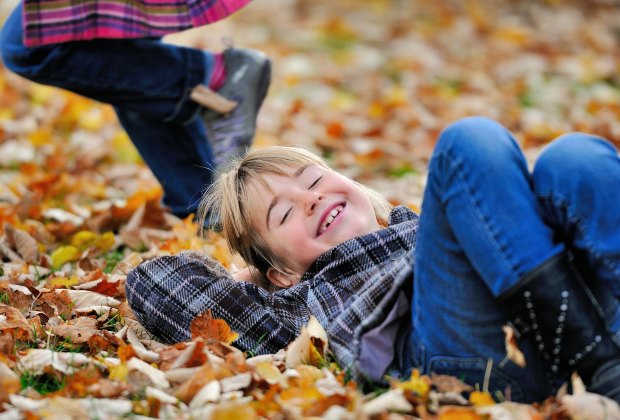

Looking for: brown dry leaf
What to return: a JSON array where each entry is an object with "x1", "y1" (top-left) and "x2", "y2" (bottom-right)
[
  {"x1": 159, "y1": 340, "x2": 208, "y2": 371},
  {"x1": 76, "y1": 277, "x2": 123, "y2": 298},
  {"x1": 4, "y1": 224, "x2": 39, "y2": 263},
  {"x1": 7, "y1": 285, "x2": 35, "y2": 313},
  {"x1": 502, "y1": 324, "x2": 526, "y2": 367},
  {"x1": 0, "y1": 361, "x2": 21, "y2": 404},
  {"x1": 39, "y1": 288, "x2": 74, "y2": 319},
  {"x1": 431, "y1": 373, "x2": 474, "y2": 394},
  {"x1": 0, "y1": 304, "x2": 36, "y2": 341},
  {"x1": 49, "y1": 316, "x2": 99, "y2": 344},
  {"x1": 191, "y1": 310, "x2": 239, "y2": 345}
]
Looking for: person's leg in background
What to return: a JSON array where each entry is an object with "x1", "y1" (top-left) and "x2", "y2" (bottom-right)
[
  {"x1": 114, "y1": 110, "x2": 214, "y2": 216},
  {"x1": 0, "y1": 2, "x2": 269, "y2": 218},
  {"x1": 411, "y1": 116, "x2": 620, "y2": 402}
]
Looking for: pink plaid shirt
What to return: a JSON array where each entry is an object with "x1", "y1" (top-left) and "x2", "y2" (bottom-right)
[{"x1": 22, "y1": 0, "x2": 252, "y2": 47}]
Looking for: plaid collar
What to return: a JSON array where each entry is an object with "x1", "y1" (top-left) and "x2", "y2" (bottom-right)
[{"x1": 301, "y1": 206, "x2": 418, "y2": 282}]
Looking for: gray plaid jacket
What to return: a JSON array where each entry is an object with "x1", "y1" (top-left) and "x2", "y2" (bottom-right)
[{"x1": 126, "y1": 206, "x2": 419, "y2": 381}]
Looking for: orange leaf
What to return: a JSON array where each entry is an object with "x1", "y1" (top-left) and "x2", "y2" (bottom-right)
[
  {"x1": 469, "y1": 390, "x2": 495, "y2": 407},
  {"x1": 117, "y1": 344, "x2": 138, "y2": 363},
  {"x1": 439, "y1": 406, "x2": 483, "y2": 420},
  {"x1": 191, "y1": 310, "x2": 239, "y2": 345}
]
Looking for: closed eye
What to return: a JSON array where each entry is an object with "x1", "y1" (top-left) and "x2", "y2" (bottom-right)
[
  {"x1": 281, "y1": 207, "x2": 292, "y2": 224},
  {"x1": 309, "y1": 176, "x2": 322, "y2": 189}
]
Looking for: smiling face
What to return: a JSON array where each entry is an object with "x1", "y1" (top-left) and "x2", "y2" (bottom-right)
[{"x1": 249, "y1": 164, "x2": 381, "y2": 286}]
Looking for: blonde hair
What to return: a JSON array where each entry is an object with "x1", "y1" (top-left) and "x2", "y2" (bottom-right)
[{"x1": 198, "y1": 146, "x2": 393, "y2": 289}]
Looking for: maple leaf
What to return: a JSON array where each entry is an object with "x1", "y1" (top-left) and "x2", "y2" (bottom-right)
[{"x1": 190, "y1": 310, "x2": 239, "y2": 345}]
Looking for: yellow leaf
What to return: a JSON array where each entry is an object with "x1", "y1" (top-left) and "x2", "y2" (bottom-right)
[
  {"x1": 112, "y1": 131, "x2": 142, "y2": 164},
  {"x1": 97, "y1": 232, "x2": 116, "y2": 252},
  {"x1": 28, "y1": 128, "x2": 52, "y2": 146},
  {"x1": 469, "y1": 391, "x2": 495, "y2": 407},
  {"x1": 212, "y1": 402, "x2": 257, "y2": 420},
  {"x1": 71, "y1": 231, "x2": 99, "y2": 250},
  {"x1": 109, "y1": 363, "x2": 129, "y2": 382},
  {"x1": 396, "y1": 369, "x2": 431, "y2": 398},
  {"x1": 255, "y1": 361, "x2": 285, "y2": 386},
  {"x1": 51, "y1": 245, "x2": 80, "y2": 269},
  {"x1": 71, "y1": 231, "x2": 115, "y2": 253},
  {"x1": 48, "y1": 276, "x2": 80, "y2": 287},
  {"x1": 78, "y1": 108, "x2": 105, "y2": 131},
  {"x1": 368, "y1": 101, "x2": 386, "y2": 118}
]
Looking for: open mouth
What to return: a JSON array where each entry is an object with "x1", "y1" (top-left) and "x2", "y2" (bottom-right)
[{"x1": 317, "y1": 204, "x2": 345, "y2": 236}]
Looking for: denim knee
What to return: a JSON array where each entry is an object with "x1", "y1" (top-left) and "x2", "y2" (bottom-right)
[
  {"x1": 533, "y1": 133, "x2": 618, "y2": 195},
  {"x1": 433, "y1": 116, "x2": 524, "y2": 173}
]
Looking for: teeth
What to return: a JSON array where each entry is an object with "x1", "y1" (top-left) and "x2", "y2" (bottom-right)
[{"x1": 319, "y1": 206, "x2": 343, "y2": 234}]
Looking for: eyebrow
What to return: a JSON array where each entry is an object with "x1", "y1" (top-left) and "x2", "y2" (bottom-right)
[{"x1": 265, "y1": 164, "x2": 311, "y2": 229}]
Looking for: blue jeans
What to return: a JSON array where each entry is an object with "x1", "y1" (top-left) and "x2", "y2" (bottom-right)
[
  {"x1": 0, "y1": 3, "x2": 215, "y2": 217},
  {"x1": 412, "y1": 116, "x2": 620, "y2": 402}
]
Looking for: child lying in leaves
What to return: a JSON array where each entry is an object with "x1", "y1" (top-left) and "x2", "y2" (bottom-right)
[{"x1": 126, "y1": 116, "x2": 620, "y2": 403}]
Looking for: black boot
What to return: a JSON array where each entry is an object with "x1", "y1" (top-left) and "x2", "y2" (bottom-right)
[{"x1": 499, "y1": 252, "x2": 620, "y2": 402}]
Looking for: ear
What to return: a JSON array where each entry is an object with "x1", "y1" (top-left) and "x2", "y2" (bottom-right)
[{"x1": 266, "y1": 267, "x2": 299, "y2": 288}]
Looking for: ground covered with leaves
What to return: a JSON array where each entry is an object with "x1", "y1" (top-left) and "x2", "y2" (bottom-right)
[{"x1": 1, "y1": 0, "x2": 620, "y2": 418}]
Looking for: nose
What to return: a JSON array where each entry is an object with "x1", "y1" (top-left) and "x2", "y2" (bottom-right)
[{"x1": 303, "y1": 191, "x2": 323, "y2": 215}]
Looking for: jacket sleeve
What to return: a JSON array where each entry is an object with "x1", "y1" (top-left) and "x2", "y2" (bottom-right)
[{"x1": 125, "y1": 251, "x2": 306, "y2": 354}]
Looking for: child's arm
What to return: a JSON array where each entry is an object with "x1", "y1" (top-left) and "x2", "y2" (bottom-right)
[{"x1": 125, "y1": 251, "x2": 305, "y2": 355}]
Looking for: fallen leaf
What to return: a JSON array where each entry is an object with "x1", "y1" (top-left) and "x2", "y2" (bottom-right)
[
  {"x1": 17, "y1": 349, "x2": 92, "y2": 375},
  {"x1": 50, "y1": 245, "x2": 80, "y2": 269},
  {"x1": 285, "y1": 316, "x2": 328, "y2": 368},
  {"x1": 4, "y1": 224, "x2": 39, "y2": 263},
  {"x1": 191, "y1": 310, "x2": 239, "y2": 345},
  {"x1": 469, "y1": 391, "x2": 495, "y2": 407},
  {"x1": 431, "y1": 373, "x2": 474, "y2": 394},
  {"x1": 362, "y1": 389, "x2": 413, "y2": 416},
  {"x1": 0, "y1": 304, "x2": 37, "y2": 341},
  {"x1": 503, "y1": 324, "x2": 526, "y2": 367},
  {"x1": 49, "y1": 316, "x2": 99, "y2": 344}
]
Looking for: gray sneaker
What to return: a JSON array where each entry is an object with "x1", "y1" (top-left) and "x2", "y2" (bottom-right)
[{"x1": 202, "y1": 48, "x2": 271, "y2": 169}]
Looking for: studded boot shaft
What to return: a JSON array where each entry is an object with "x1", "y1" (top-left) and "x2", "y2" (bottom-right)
[{"x1": 499, "y1": 252, "x2": 620, "y2": 400}]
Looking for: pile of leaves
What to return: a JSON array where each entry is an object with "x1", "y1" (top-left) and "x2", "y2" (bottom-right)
[{"x1": 2, "y1": 0, "x2": 620, "y2": 418}]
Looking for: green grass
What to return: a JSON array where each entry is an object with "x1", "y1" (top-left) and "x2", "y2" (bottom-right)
[
  {"x1": 20, "y1": 371, "x2": 65, "y2": 395},
  {"x1": 101, "y1": 311, "x2": 124, "y2": 332},
  {"x1": 103, "y1": 249, "x2": 125, "y2": 273}
]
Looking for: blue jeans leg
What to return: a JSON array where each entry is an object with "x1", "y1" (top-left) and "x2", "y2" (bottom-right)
[
  {"x1": 411, "y1": 116, "x2": 620, "y2": 401},
  {"x1": 412, "y1": 117, "x2": 566, "y2": 402},
  {"x1": 0, "y1": 3, "x2": 215, "y2": 217},
  {"x1": 533, "y1": 134, "x2": 620, "y2": 338},
  {"x1": 115, "y1": 109, "x2": 215, "y2": 216}
]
